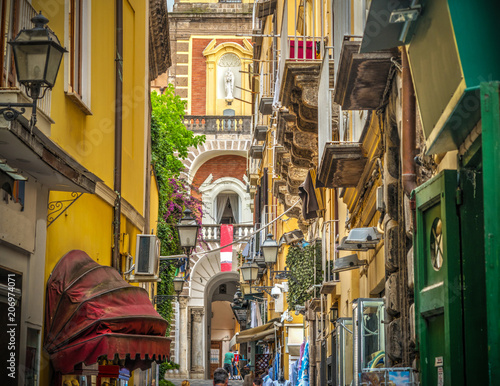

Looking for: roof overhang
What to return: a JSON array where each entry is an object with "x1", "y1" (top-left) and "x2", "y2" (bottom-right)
[{"x1": 0, "y1": 117, "x2": 99, "y2": 193}]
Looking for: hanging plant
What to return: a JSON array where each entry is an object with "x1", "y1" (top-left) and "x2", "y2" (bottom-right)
[{"x1": 286, "y1": 243, "x2": 322, "y2": 310}]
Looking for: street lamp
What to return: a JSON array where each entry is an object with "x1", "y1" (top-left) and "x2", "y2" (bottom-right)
[
  {"x1": 261, "y1": 233, "x2": 279, "y2": 265},
  {"x1": 0, "y1": 12, "x2": 66, "y2": 129},
  {"x1": 176, "y1": 208, "x2": 200, "y2": 266},
  {"x1": 173, "y1": 276, "x2": 185, "y2": 296},
  {"x1": 240, "y1": 261, "x2": 259, "y2": 283},
  {"x1": 330, "y1": 304, "x2": 339, "y2": 325}
]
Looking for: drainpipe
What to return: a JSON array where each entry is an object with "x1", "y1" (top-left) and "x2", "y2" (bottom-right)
[
  {"x1": 402, "y1": 47, "x2": 417, "y2": 196},
  {"x1": 113, "y1": 0, "x2": 123, "y2": 272}
]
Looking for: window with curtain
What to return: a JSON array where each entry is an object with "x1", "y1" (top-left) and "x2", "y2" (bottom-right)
[{"x1": 216, "y1": 192, "x2": 240, "y2": 224}]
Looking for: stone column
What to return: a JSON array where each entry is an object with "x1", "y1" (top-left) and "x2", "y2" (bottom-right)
[
  {"x1": 190, "y1": 308, "x2": 205, "y2": 378},
  {"x1": 177, "y1": 297, "x2": 189, "y2": 378}
]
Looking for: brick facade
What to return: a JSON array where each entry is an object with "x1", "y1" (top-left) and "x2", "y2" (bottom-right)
[
  {"x1": 191, "y1": 38, "x2": 247, "y2": 114},
  {"x1": 191, "y1": 38, "x2": 211, "y2": 115},
  {"x1": 191, "y1": 154, "x2": 247, "y2": 191}
]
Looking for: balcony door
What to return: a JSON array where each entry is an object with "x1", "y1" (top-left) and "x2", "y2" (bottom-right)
[{"x1": 216, "y1": 192, "x2": 239, "y2": 224}]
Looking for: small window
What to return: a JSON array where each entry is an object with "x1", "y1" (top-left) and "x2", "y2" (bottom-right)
[
  {"x1": 66, "y1": 0, "x2": 91, "y2": 111},
  {"x1": 69, "y1": 0, "x2": 83, "y2": 95},
  {"x1": 430, "y1": 217, "x2": 443, "y2": 271}
]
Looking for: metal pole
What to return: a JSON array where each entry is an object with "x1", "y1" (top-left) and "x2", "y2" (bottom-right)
[
  {"x1": 294, "y1": 0, "x2": 297, "y2": 59},
  {"x1": 113, "y1": 0, "x2": 123, "y2": 272}
]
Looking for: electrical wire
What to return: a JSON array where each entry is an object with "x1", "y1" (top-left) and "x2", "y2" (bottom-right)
[{"x1": 188, "y1": 199, "x2": 301, "y2": 258}]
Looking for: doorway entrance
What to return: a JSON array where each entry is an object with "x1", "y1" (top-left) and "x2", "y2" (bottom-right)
[
  {"x1": 204, "y1": 271, "x2": 240, "y2": 379},
  {"x1": 210, "y1": 341, "x2": 222, "y2": 378}
]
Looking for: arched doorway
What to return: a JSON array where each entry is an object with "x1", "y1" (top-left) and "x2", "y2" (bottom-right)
[{"x1": 203, "y1": 271, "x2": 239, "y2": 379}]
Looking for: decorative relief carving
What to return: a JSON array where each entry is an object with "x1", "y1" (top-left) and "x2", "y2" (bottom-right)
[
  {"x1": 192, "y1": 308, "x2": 205, "y2": 323},
  {"x1": 179, "y1": 296, "x2": 189, "y2": 309},
  {"x1": 218, "y1": 53, "x2": 240, "y2": 67}
]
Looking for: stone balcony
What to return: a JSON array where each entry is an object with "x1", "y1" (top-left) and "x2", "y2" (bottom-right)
[
  {"x1": 183, "y1": 115, "x2": 251, "y2": 135},
  {"x1": 201, "y1": 224, "x2": 254, "y2": 242}
]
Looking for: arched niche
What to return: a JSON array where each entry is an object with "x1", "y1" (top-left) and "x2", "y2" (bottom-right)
[{"x1": 203, "y1": 39, "x2": 253, "y2": 116}]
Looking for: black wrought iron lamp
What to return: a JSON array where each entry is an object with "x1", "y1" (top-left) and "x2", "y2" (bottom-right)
[
  {"x1": 330, "y1": 303, "x2": 339, "y2": 325},
  {"x1": 176, "y1": 208, "x2": 201, "y2": 268},
  {"x1": 240, "y1": 260, "x2": 259, "y2": 283},
  {"x1": 261, "y1": 233, "x2": 279, "y2": 265},
  {"x1": 154, "y1": 276, "x2": 185, "y2": 304},
  {"x1": 172, "y1": 276, "x2": 185, "y2": 295},
  {"x1": 1, "y1": 12, "x2": 66, "y2": 129}
]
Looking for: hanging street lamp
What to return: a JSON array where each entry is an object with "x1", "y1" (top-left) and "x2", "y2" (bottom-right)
[
  {"x1": 330, "y1": 304, "x2": 339, "y2": 325},
  {"x1": 0, "y1": 12, "x2": 66, "y2": 129},
  {"x1": 176, "y1": 208, "x2": 201, "y2": 267},
  {"x1": 240, "y1": 261, "x2": 259, "y2": 283},
  {"x1": 261, "y1": 233, "x2": 279, "y2": 265},
  {"x1": 173, "y1": 276, "x2": 185, "y2": 296}
]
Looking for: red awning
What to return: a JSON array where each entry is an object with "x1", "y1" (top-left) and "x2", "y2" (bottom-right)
[{"x1": 44, "y1": 250, "x2": 170, "y2": 374}]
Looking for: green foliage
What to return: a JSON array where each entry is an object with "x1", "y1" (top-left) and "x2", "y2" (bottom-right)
[
  {"x1": 159, "y1": 360, "x2": 180, "y2": 384},
  {"x1": 151, "y1": 86, "x2": 204, "y2": 182},
  {"x1": 150, "y1": 85, "x2": 205, "y2": 338},
  {"x1": 286, "y1": 243, "x2": 323, "y2": 310}
]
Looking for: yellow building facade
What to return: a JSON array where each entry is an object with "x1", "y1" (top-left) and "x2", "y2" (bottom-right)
[
  {"x1": 247, "y1": 0, "x2": 408, "y2": 384},
  {"x1": 0, "y1": 0, "x2": 170, "y2": 385}
]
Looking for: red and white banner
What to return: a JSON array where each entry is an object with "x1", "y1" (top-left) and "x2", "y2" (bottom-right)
[{"x1": 220, "y1": 224, "x2": 233, "y2": 272}]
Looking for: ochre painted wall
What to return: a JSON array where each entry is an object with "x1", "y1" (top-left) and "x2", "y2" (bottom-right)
[
  {"x1": 35, "y1": 0, "x2": 147, "y2": 214},
  {"x1": 34, "y1": 1, "x2": 152, "y2": 383}
]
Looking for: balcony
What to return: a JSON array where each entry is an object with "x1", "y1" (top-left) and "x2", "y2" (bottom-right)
[
  {"x1": 183, "y1": 115, "x2": 251, "y2": 134},
  {"x1": 334, "y1": 40, "x2": 395, "y2": 110},
  {"x1": 318, "y1": 142, "x2": 367, "y2": 188},
  {"x1": 202, "y1": 224, "x2": 254, "y2": 242},
  {"x1": 250, "y1": 144, "x2": 264, "y2": 159},
  {"x1": 253, "y1": 125, "x2": 268, "y2": 141}
]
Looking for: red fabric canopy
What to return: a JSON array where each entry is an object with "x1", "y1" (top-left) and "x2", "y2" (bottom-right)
[{"x1": 44, "y1": 250, "x2": 170, "y2": 374}]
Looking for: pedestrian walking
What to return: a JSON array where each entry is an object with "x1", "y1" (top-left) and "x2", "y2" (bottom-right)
[
  {"x1": 223, "y1": 349, "x2": 235, "y2": 379},
  {"x1": 233, "y1": 349, "x2": 241, "y2": 379}
]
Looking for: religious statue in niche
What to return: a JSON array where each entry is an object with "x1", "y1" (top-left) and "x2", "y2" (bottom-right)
[{"x1": 224, "y1": 69, "x2": 234, "y2": 100}]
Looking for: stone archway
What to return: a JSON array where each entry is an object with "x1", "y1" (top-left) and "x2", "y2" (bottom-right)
[
  {"x1": 180, "y1": 139, "x2": 251, "y2": 183},
  {"x1": 203, "y1": 271, "x2": 239, "y2": 379}
]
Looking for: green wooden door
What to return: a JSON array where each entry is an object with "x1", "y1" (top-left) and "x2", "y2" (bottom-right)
[{"x1": 414, "y1": 170, "x2": 464, "y2": 385}]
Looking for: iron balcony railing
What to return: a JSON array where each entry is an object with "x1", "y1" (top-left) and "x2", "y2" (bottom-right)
[{"x1": 183, "y1": 115, "x2": 252, "y2": 134}]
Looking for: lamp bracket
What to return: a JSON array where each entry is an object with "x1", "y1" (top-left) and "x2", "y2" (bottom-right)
[
  {"x1": 271, "y1": 269, "x2": 294, "y2": 280},
  {"x1": 47, "y1": 192, "x2": 83, "y2": 227},
  {"x1": 251, "y1": 285, "x2": 274, "y2": 296},
  {"x1": 0, "y1": 104, "x2": 32, "y2": 121},
  {"x1": 159, "y1": 256, "x2": 187, "y2": 272}
]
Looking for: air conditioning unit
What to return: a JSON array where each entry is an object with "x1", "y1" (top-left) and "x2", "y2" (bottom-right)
[
  {"x1": 135, "y1": 234, "x2": 160, "y2": 276},
  {"x1": 333, "y1": 254, "x2": 367, "y2": 273}
]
